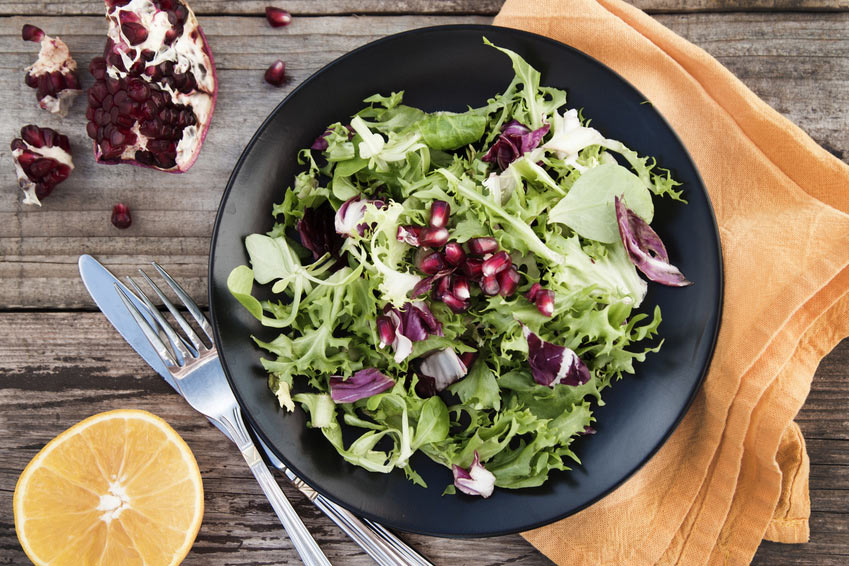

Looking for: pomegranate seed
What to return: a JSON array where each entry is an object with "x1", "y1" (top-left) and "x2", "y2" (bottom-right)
[
  {"x1": 420, "y1": 227, "x2": 449, "y2": 247},
  {"x1": 396, "y1": 225, "x2": 421, "y2": 246},
  {"x1": 467, "y1": 237, "x2": 498, "y2": 255},
  {"x1": 436, "y1": 275, "x2": 452, "y2": 297},
  {"x1": 265, "y1": 7, "x2": 292, "y2": 27},
  {"x1": 497, "y1": 268, "x2": 520, "y2": 297},
  {"x1": 22, "y1": 24, "x2": 45, "y2": 42},
  {"x1": 429, "y1": 200, "x2": 450, "y2": 229},
  {"x1": 417, "y1": 251, "x2": 445, "y2": 275},
  {"x1": 535, "y1": 289, "x2": 555, "y2": 317},
  {"x1": 480, "y1": 275, "x2": 500, "y2": 296},
  {"x1": 459, "y1": 351, "x2": 477, "y2": 368},
  {"x1": 111, "y1": 203, "x2": 132, "y2": 229},
  {"x1": 452, "y1": 276, "x2": 471, "y2": 301},
  {"x1": 412, "y1": 275, "x2": 435, "y2": 297},
  {"x1": 264, "y1": 60, "x2": 286, "y2": 86},
  {"x1": 443, "y1": 242, "x2": 465, "y2": 266},
  {"x1": 461, "y1": 258, "x2": 484, "y2": 280},
  {"x1": 376, "y1": 315, "x2": 395, "y2": 348},
  {"x1": 441, "y1": 293, "x2": 468, "y2": 313},
  {"x1": 525, "y1": 282, "x2": 542, "y2": 302},
  {"x1": 482, "y1": 251, "x2": 511, "y2": 277},
  {"x1": 121, "y1": 22, "x2": 148, "y2": 45}
]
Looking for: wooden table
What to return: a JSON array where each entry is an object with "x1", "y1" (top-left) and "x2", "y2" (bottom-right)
[{"x1": 2, "y1": 1, "x2": 847, "y2": 564}]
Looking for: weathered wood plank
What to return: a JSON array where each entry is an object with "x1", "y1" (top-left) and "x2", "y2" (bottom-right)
[
  {"x1": 0, "y1": 14, "x2": 488, "y2": 309},
  {"x1": 0, "y1": 0, "x2": 847, "y2": 17},
  {"x1": 0, "y1": 311, "x2": 846, "y2": 564},
  {"x1": 0, "y1": 1, "x2": 503, "y2": 16},
  {"x1": 1, "y1": 13, "x2": 848, "y2": 309},
  {"x1": 0, "y1": 312, "x2": 551, "y2": 565}
]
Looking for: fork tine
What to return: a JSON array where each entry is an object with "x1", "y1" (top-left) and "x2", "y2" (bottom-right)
[
  {"x1": 115, "y1": 283, "x2": 179, "y2": 367},
  {"x1": 137, "y1": 268, "x2": 207, "y2": 351},
  {"x1": 125, "y1": 275, "x2": 193, "y2": 363},
  {"x1": 152, "y1": 262, "x2": 214, "y2": 341}
]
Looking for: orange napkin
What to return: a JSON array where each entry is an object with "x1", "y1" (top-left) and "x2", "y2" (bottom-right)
[{"x1": 494, "y1": 1, "x2": 849, "y2": 564}]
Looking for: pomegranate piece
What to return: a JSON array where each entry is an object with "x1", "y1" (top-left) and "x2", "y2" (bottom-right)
[
  {"x1": 420, "y1": 227, "x2": 449, "y2": 247},
  {"x1": 417, "y1": 251, "x2": 445, "y2": 275},
  {"x1": 265, "y1": 60, "x2": 286, "y2": 87},
  {"x1": 111, "y1": 203, "x2": 132, "y2": 228},
  {"x1": 467, "y1": 237, "x2": 498, "y2": 255},
  {"x1": 10, "y1": 125, "x2": 73, "y2": 206},
  {"x1": 497, "y1": 268, "x2": 520, "y2": 297},
  {"x1": 481, "y1": 251, "x2": 511, "y2": 277},
  {"x1": 452, "y1": 276, "x2": 471, "y2": 301},
  {"x1": 461, "y1": 257, "x2": 484, "y2": 280},
  {"x1": 480, "y1": 275, "x2": 500, "y2": 296},
  {"x1": 376, "y1": 315, "x2": 395, "y2": 348},
  {"x1": 397, "y1": 225, "x2": 422, "y2": 246},
  {"x1": 265, "y1": 7, "x2": 292, "y2": 27},
  {"x1": 459, "y1": 350, "x2": 478, "y2": 369},
  {"x1": 443, "y1": 242, "x2": 465, "y2": 266},
  {"x1": 535, "y1": 289, "x2": 555, "y2": 317},
  {"x1": 22, "y1": 25, "x2": 82, "y2": 117},
  {"x1": 86, "y1": 0, "x2": 218, "y2": 172},
  {"x1": 441, "y1": 292, "x2": 469, "y2": 313},
  {"x1": 428, "y1": 200, "x2": 450, "y2": 229}
]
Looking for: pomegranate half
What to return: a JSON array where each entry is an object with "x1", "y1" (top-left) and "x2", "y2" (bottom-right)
[{"x1": 86, "y1": 0, "x2": 218, "y2": 172}]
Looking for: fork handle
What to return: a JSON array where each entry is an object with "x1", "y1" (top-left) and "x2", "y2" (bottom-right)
[
  {"x1": 243, "y1": 447, "x2": 332, "y2": 565},
  {"x1": 311, "y1": 493, "x2": 433, "y2": 566},
  {"x1": 224, "y1": 413, "x2": 331, "y2": 566}
]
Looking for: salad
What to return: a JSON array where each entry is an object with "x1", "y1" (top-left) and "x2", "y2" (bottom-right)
[{"x1": 227, "y1": 39, "x2": 691, "y2": 497}]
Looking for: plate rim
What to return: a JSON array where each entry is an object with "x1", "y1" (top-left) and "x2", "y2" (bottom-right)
[{"x1": 208, "y1": 23, "x2": 724, "y2": 537}]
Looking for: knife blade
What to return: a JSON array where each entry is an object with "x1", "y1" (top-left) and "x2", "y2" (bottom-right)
[{"x1": 78, "y1": 254, "x2": 432, "y2": 566}]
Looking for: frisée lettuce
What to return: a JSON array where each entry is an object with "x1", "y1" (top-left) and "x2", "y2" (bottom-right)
[{"x1": 228, "y1": 38, "x2": 691, "y2": 497}]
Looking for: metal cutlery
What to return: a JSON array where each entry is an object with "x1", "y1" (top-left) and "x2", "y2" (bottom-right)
[
  {"x1": 115, "y1": 265, "x2": 331, "y2": 566},
  {"x1": 78, "y1": 255, "x2": 432, "y2": 566}
]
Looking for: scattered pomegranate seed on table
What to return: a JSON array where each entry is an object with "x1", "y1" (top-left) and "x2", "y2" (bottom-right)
[
  {"x1": 265, "y1": 60, "x2": 286, "y2": 86},
  {"x1": 111, "y1": 204, "x2": 132, "y2": 229},
  {"x1": 265, "y1": 7, "x2": 292, "y2": 27}
]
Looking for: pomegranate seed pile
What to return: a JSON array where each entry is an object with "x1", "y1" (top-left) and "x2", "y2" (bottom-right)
[{"x1": 402, "y1": 201, "x2": 555, "y2": 317}]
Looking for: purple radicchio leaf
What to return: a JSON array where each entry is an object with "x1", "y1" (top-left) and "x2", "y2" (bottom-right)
[
  {"x1": 335, "y1": 196, "x2": 386, "y2": 238},
  {"x1": 296, "y1": 202, "x2": 344, "y2": 266},
  {"x1": 381, "y1": 302, "x2": 444, "y2": 363},
  {"x1": 522, "y1": 325, "x2": 591, "y2": 387},
  {"x1": 615, "y1": 196, "x2": 693, "y2": 287},
  {"x1": 482, "y1": 120, "x2": 550, "y2": 171},
  {"x1": 415, "y1": 348, "x2": 468, "y2": 398},
  {"x1": 452, "y1": 451, "x2": 495, "y2": 498},
  {"x1": 329, "y1": 368, "x2": 395, "y2": 403},
  {"x1": 396, "y1": 225, "x2": 422, "y2": 247},
  {"x1": 311, "y1": 129, "x2": 331, "y2": 151}
]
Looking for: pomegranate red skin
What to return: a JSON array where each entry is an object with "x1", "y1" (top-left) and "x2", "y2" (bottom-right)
[{"x1": 88, "y1": 3, "x2": 219, "y2": 174}]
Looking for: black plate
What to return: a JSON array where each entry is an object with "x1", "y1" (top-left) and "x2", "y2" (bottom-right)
[{"x1": 209, "y1": 25, "x2": 722, "y2": 537}]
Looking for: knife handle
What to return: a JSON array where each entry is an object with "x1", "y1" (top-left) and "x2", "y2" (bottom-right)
[{"x1": 309, "y1": 492, "x2": 433, "y2": 566}]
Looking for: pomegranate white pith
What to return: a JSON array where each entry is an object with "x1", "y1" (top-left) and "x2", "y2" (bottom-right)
[{"x1": 87, "y1": 0, "x2": 217, "y2": 172}]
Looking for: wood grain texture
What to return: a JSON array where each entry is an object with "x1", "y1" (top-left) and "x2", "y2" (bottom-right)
[
  {"x1": 1, "y1": 12, "x2": 848, "y2": 309},
  {"x1": 0, "y1": 312, "x2": 846, "y2": 565},
  {"x1": 0, "y1": 0, "x2": 847, "y2": 16},
  {"x1": 0, "y1": 312, "x2": 552, "y2": 566}
]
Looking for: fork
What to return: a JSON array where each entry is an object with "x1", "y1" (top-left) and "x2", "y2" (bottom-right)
[{"x1": 115, "y1": 266, "x2": 331, "y2": 566}]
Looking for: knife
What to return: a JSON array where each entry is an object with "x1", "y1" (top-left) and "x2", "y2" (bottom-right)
[{"x1": 78, "y1": 254, "x2": 432, "y2": 566}]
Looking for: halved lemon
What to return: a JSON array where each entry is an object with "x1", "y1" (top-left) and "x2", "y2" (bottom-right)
[{"x1": 14, "y1": 409, "x2": 204, "y2": 566}]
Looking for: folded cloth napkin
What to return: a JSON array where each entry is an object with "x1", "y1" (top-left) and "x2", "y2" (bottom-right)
[{"x1": 493, "y1": 1, "x2": 849, "y2": 564}]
